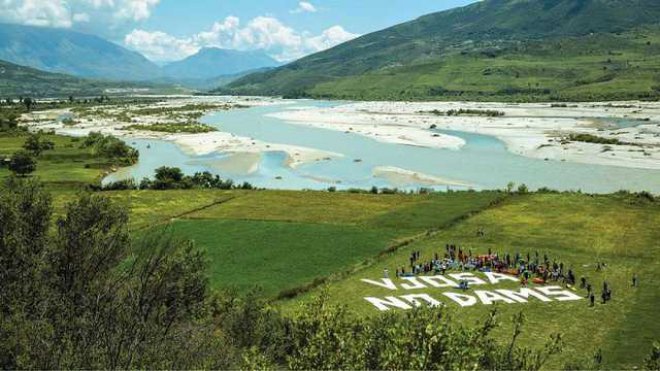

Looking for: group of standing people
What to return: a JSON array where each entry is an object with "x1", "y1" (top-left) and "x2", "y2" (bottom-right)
[{"x1": 389, "y1": 245, "x2": 635, "y2": 309}]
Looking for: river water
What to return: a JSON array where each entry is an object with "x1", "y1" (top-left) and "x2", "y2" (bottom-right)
[{"x1": 105, "y1": 100, "x2": 660, "y2": 193}]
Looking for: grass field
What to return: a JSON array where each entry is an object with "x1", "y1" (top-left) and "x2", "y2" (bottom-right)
[
  {"x1": 0, "y1": 134, "x2": 109, "y2": 187},
  {"x1": 2, "y1": 130, "x2": 658, "y2": 368},
  {"x1": 284, "y1": 193, "x2": 660, "y2": 368},
  {"x1": 125, "y1": 190, "x2": 504, "y2": 295}
]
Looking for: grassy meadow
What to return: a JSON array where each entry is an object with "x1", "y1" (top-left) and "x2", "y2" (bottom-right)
[
  {"x1": 0, "y1": 134, "x2": 109, "y2": 187},
  {"x1": 2, "y1": 131, "x2": 658, "y2": 368},
  {"x1": 285, "y1": 193, "x2": 660, "y2": 368}
]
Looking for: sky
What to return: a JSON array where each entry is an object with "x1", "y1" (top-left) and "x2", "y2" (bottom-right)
[{"x1": 0, "y1": 0, "x2": 477, "y2": 62}]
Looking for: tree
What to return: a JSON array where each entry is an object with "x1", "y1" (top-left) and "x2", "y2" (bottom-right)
[
  {"x1": 153, "y1": 166, "x2": 185, "y2": 189},
  {"x1": 23, "y1": 133, "x2": 55, "y2": 156},
  {"x1": 8, "y1": 151, "x2": 36, "y2": 176},
  {"x1": 0, "y1": 111, "x2": 18, "y2": 131},
  {"x1": 22, "y1": 97, "x2": 34, "y2": 111},
  {"x1": 645, "y1": 342, "x2": 660, "y2": 370},
  {"x1": 0, "y1": 180, "x2": 228, "y2": 369}
]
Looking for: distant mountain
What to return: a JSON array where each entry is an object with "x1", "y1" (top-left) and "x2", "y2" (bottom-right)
[
  {"x1": 0, "y1": 59, "x2": 173, "y2": 97},
  {"x1": 163, "y1": 48, "x2": 279, "y2": 80},
  {"x1": 225, "y1": 0, "x2": 660, "y2": 101},
  {"x1": 157, "y1": 67, "x2": 276, "y2": 91},
  {"x1": 0, "y1": 23, "x2": 161, "y2": 81}
]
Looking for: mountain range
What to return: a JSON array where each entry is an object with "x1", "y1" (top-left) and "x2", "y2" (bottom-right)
[
  {"x1": 2, "y1": 0, "x2": 660, "y2": 101},
  {"x1": 0, "y1": 23, "x2": 280, "y2": 89},
  {"x1": 0, "y1": 59, "x2": 173, "y2": 97},
  {"x1": 224, "y1": 0, "x2": 660, "y2": 101},
  {"x1": 162, "y1": 48, "x2": 279, "y2": 80},
  {"x1": 0, "y1": 23, "x2": 160, "y2": 81}
]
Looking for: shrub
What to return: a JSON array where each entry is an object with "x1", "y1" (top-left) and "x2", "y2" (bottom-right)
[
  {"x1": 23, "y1": 133, "x2": 55, "y2": 157},
  {"x1": 8, "y1": 151, "x2": 36, "y2": 176}
]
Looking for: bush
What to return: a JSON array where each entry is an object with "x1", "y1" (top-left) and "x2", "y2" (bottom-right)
[
  {"x1": 23, "y1": 133, "x2": 55, "y2": 156},
  {"x1": 568, "y1": 133, "x2": 623, "y2": 145},
  {"x1": 103, "y1": 168, "x2": 252, "y2": 191},
  {"x1": 101, "y1": 179, "x2": 138, "y2": 190},
  {"x1": 81, "y1": 131, "x2": 139, "y2": 165},
  {"x1": 8, "y1": 151, "x2": 36, "y2": 176}
]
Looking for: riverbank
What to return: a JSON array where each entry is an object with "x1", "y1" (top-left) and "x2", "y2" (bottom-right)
[
  {"x1": 270, "y1": 101, "x2": 660, "y2": 170},
  {"x1": 21, "y1": 96, "x2": 341, "y2": 173}
]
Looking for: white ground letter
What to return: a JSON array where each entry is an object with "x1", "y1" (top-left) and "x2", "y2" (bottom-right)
[
  {"x1": 364, "y1": 296, "x2": 413, "y2": 311},
  {"x1": 420, "y1": 275, "x2": 457, "y2": 288},
  {"x1": 400, "y1": 277, "x2": 428, "y2": 290},
  {"x1": 361, "y1": 278, "x2": 398, "y2": 290},
  {"x1": 401, "y1": 294, "x2": 442, "y2": 308},
  {"x1": 474, "y1": 290, "x2": 516, "y2": 305},
  {"x1": 443, "y1": 292, "x2": 478, "y2": 307},
  {"x1": 496, "y1": 288, "x2": 552, "y2": 303},
  {"x1": 483, "y1": 272, "x2": 519, "y2": 284},
  {"x1": 449, "y1": 273, "x2": 488, "y2": 285}
]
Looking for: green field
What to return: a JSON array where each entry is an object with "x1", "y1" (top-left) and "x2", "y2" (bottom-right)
[
  {"x1": 83, "y1": 189, "x2": 499, "y2": 296},
  {"x1": 0, "y1": 134, "x2": 111, "y2": 187},
  {"x1": 2, "y1": 131, "x2": 658, "y2": 368},
  {"x1": 283, "y1": 193, "x2": 660, "y2": 368},
  {"x1": 108, "y1": 188, "x2": 659, "y2": 368}
]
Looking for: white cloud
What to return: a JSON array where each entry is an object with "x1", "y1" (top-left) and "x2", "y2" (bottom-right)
[
  {"x1": 125, "y1": 16, "x2": 360, "y2": 62},
  {"x1": 0, "y1": 0, "x2": 160, "y2": 37},
  {"x1": 124, "y1": 29, "x2": 199, "y2": 61},
  {"x1": 291, "y1": 1, "x2": 317, "y2": 14},
  {"x1": 1, "y1": 0, "x2": 73, "y2": 28}
]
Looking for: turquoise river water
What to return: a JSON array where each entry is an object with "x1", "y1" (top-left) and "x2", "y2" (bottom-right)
[{"x1": 104, "y1": 100, "x2": 660, "y2": 193}]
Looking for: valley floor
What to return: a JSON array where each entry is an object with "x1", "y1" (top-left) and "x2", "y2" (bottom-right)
[
  {"x1": 271, "y1": 100, "x2": 660, "y2": 170},
  {"x1": 1, "y1": 128, "x2": 658, "y2": 369}
]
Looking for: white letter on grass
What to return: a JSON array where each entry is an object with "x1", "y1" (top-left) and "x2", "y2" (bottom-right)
[
  {"x1": 364, "y1": 296, "x2": 413, "y2": 311},
  {"x1": 483, "y1": 272, "x2": 519, "y2": 284},
  {"x1": 361, "y1": 278, "x2": 397, "y2": 290},
  {"x1": 496, "y1": 288, "x2": 552, "y2": 303},
  {"x1": 475, "y1": 290, "x2": 516, "y2": 305},
  {"x1": 401, "y1": 294, "x2": 442, "y2": 308},
  {"x1": 443, "y1": 292, "x2": 478, "y2": 307},
  {"x1": 449, "y1": 273, "x2": 487, "y2": 285},
  {"x1": 420, "y1": 275, "x2": 457, "y2": 288},
  {"x1": 400, "y1": 277, "x2": 428, "y2": 290},
  {"x1": 536, "y1": 286, "x2": 583, "y2": 302}
]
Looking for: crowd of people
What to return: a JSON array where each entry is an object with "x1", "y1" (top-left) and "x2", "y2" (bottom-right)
[{"x1": 389, "y1": 244, "x2": 633, "y2": 306}]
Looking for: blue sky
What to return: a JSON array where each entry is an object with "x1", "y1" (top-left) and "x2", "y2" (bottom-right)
[
  {"x1": 1, "y1": 0, "x2": 477, "y2": 62},
  {"x1": 144, "y1": 0, "x2": 476, "y2": 37}
]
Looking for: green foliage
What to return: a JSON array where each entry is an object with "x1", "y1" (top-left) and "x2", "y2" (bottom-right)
[
  {"x1": 284, "y1": 292, "x2": 564, "y2": 370},
  {"x1": 0, "y1": 109, "x2": 21, "y2": 133},
  {"x1": 107, "y1": 167, "x2": 244, "y2": 191},
  {"x1": 0, "y1": 178, "x2": 227, "y2": 369},
  {"x1": 22, "y1": 132, "x2": 55, "y2": 156},
  {"x1": 447, "y1": 109, "x2": 505, "y2": 117},
  {"x1": 568, "y1": 133, "x2": 625, "y2": 145},
  {"x1": 121, "y1": 122, "x2": 217, "y2": 134},
  {"x1": 645, "y1": 342, "x2": 660, "y2": 370},
  {"x1": 8, "y1": 150, "x2": 36, "y2": 176},
  {"x1": 81, "y1": 131, "x2": 139, "y2": 166}
]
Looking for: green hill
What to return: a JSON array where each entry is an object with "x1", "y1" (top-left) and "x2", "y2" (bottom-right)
[
  {"x1": 223, "y1": 0, "x2": 660, "y2": 101},
  {"x1": 0, "y1": 59, "x2": 171, "y2": 97}
]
